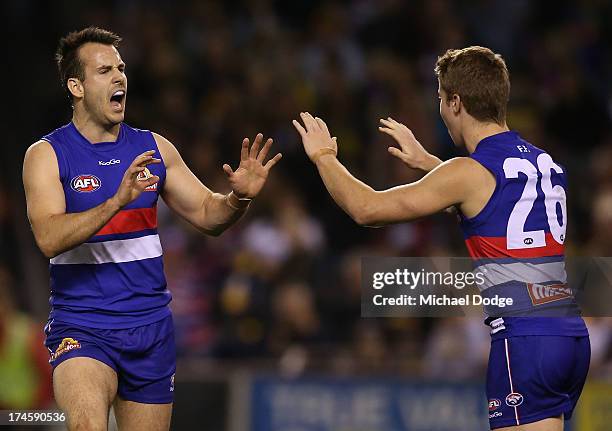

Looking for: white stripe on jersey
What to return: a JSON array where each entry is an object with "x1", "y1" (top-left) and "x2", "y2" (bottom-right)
[
  {"x1": 475, "y1": 261, "x2": 567, "y2": 291},
  {"x1": 50, "y1": 234, "x2": 162, "y2": 265}
]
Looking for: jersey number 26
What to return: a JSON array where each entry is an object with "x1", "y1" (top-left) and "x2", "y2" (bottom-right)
[{"x1": 503, "y1": 153, "x2": 566, "y2": 250}]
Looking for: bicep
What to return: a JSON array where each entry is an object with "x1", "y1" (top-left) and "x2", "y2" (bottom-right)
[
  {"x1": 154, "y1": 133, "x2": 213, "y2": 225},
  {"x1": 23, "y1": 141, "x2": 66, "y2": 229},
  {"x1": 368, "y1": 158, "x2": 472, "y2": 225}
]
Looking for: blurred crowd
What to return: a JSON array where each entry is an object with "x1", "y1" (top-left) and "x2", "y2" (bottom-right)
[{"x1": 2, "y1": 0, "x2": 612, "y2": 409}]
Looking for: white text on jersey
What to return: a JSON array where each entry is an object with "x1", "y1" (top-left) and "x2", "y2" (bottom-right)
[{"x1": 99, "y1": 159, "x2": 121, "y2": 166}]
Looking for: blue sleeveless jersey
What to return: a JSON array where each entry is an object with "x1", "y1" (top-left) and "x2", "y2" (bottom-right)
[
  {"x1": 41, "y1": 122, "x2": 171, "y2": 329},
  {"x1": 459, "y1": 131, "x2": 587, "y2": 339}
]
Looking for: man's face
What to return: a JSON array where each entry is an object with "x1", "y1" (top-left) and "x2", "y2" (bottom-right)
[
  {"x1": 438, "y1": 83, "x2": 463, "y2": 147},
  {"x1": 75, "y1": 43, "x2": 127, "y2": 126}
]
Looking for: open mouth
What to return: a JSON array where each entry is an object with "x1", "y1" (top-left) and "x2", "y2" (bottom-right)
[{"x1": 110, "y1": 90, "x2": 126, "y2": 111}]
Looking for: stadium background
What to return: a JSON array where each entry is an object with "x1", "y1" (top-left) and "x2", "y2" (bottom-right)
[{"x1": 1, "y1": 0, "x2": 611, "y2": 429}]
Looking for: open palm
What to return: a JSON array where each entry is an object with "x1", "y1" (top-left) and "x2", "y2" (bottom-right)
[
  {"x1": 223, "y1": 133, "x2": 282, "y2": 199},
  {"x1": 379, "y1": 117, "x2": 442, "y2": 172}
]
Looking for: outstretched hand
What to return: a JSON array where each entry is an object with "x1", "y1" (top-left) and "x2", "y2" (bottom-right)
[
  {"x1": 379, "y1": 117, "x2": 439, "y2": 171},
  {"x1": 223, "y1": 133, "x2": 282, "y2": 199},
  {"x1": 293, "y1": 112, "x2": 338, "y2": 163}
]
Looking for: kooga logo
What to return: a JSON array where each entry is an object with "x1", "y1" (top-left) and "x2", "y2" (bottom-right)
[{"x1": 99, "y1": 159, "x2": 121, "y2": 166}]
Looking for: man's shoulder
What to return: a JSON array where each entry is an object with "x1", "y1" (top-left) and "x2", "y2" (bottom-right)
[
  {"x1": 122, "y1": 125, "x2": 176, "y2": 166},
  {"x1": 25, "y1": 139, "x2": 55, "y2": 159},
  {"x1": 429, "y1": 157, "x2": 494, "y2": 193},
  {"x1": 121, "y1": 122, "x2": 154, "y2": 137},
  {"x1": 23, "y1": 139, "x2": 59, "y2": 178},
  {"x1": 40, "y1": 122, "x2": 72, "y2": 145},
  {"x1": 440, "y1": 156, "x2": 488, "y2": 173}
]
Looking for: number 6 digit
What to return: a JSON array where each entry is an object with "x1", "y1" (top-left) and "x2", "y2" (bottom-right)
[{"x1": 537, "y1": 153, "x2": 567, "y2": 245}]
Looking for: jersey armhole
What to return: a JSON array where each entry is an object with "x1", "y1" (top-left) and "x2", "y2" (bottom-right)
[
  {"x1": 143, "y1": 131, "x2": 167, "y2": 193},
  {"x1": 461, "y1": 157, "x2": 501, "y2": 227}
]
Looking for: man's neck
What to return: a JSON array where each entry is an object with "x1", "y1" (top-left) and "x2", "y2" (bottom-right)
[
  {"x1": 464, "y1": 120, "x2": 510, "y2": 154},
  {"x1": 72, "y1": 112, "x2": 120, "y2": 144}
]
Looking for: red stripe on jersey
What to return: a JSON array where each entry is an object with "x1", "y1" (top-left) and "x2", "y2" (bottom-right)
[
  {"x1": 465, "y1": 232, "x2": 564, "y2": 259},
  {"x1": 95, "y1": 207, "x2": 157, "y2": 236}
]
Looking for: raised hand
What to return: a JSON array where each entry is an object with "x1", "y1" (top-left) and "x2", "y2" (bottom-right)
[
  {"x1": 223, "y1": 133, "x2": 282, "y2": 199},
  {"x1": 114, "y1": 150, "x2": 161, "y2": 207},
  {"x1": 379, "y1": 117, "x2": 440, "y2": 171},
  {"x1": 292, "y1": 112, "x2": 338, "y2": 163}
]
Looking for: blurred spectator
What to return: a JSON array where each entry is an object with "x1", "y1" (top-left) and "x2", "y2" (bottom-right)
[
  {"x1": 423, "y1": 318, "x2": 489, "y2": 381},
  {"x1": 587, "y1": 187, "x2": 612, "y2": 255},
  {"x1": 585, "y1": 318, "x2": 612, "y2": 378},
  {"x1": 0, "y1": 265, "x2": 52, "y2": 409}
]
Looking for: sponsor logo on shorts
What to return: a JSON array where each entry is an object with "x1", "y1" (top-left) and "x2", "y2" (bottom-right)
[
  {"x1": 505, "y1": 392, "x2": 524, "y2": 407},
  {"x1": 71, "y1": 175, "x2": 102, "y2": 193},
  {"x1": 170, "y1": 373, "x2": 175, "y2": 392},
  {"x1": 51, "y1": 337, "x2": 81, "y2": 361},
  {"x1": 137, "y1": 167, "x2": 157, "y2": 191},
  {"x1": 488, "y1": 398, "x2": 501, "y2": 411},
  {"x1": 527, "y1": 283, "x2": 573, "y2": 306},
  {"x1": 489, "y1": 411, "x2": 503, "y2": 419}
]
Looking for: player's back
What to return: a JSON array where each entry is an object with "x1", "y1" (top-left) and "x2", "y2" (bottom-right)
[{"x1": 459, "y1": 130, "x2": 588, "y2": 339}]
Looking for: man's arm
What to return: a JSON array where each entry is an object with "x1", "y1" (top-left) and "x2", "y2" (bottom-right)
[
  {"x1": 23, "y1": 141, "x2": 160, "y2": 258},
  {"x1": 293, "y1": 112, "x2": 492, "y2": 226},
  {"x1": 312, "y1": 156, "x2": 476, "y2": 226},
  {"x1": 154, "y1": 132, "x2": 281, "y2": 236}
]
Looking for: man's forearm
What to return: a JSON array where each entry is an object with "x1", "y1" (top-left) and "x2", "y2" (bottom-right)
[
  {"x1": 34, "y1": 197, "x2": 122, "y2": 258},
  {"x1": 314, "y1": 154, "x2": 378, "y2": 225},
  {"x1": 199, "y1": 192, "x2": 249, "y2": 236}
]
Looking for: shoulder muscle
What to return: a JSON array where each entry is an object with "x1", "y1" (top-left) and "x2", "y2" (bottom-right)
[
  {"x1": 23, "y1": 140, "x2": 66, "y2": 219},
  {"x1": 23, "y1": 140, "x2": 60, "y2": 182},
  {"x1": 151, "y1": 132, "x2": 180, "y2": 168}
]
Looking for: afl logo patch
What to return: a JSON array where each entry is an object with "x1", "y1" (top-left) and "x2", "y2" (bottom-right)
[
  {"x1": 505, "y1": 392, "x2": 524, "y2": 407},
  {"x1": 71, "y1": 174, "x2": 102, "y2": 192},
  {"x1": 489, "y1": 399, "x2": 501, "y2": 411}
]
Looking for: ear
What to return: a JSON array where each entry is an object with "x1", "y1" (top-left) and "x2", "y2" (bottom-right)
[
  {"x1": 451, "y1": 94, "x2": 461, "y2": 114},
  {"x1": 67, "y1": 78, "x2": 84, "y2": 99}
]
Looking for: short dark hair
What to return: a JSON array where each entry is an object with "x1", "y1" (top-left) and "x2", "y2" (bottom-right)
[
  {"x1": 55, "y1": 26, "x2": 122, "y2": 97},
  {"x1": 435, "y1": 46, "x2": 510, "y2": 125}
]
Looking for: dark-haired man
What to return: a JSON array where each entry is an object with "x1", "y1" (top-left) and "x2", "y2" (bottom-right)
[
  {"x1": 293, "y1": 46, "x2": 590, "y2": 430},
  {"x1": 23, "y1": 27, "x2": 281, "y2": 430}
]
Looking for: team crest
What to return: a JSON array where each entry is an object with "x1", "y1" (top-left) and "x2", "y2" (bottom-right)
[
  {"x1": 51, "y1": 337, "x2": 81, "y2": 361},
  {"x1": 505, "y1": 392, "x2": 524, "y2": 407},
  {"x1": 71, "y1": 175, "x2": 101, "y2": 193},
  {"x1": 137, "y1": 167, "x2": 157, "y2": 191}
]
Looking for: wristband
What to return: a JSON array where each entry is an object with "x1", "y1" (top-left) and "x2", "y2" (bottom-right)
[
  {"x1": 311, "y1": 147, "x2": 337, "y2": 163},
  {"x1": 226, "y1": 191, "x2": 251, "y2": 211}
]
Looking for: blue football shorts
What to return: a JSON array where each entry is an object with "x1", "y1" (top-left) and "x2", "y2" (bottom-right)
[
  {"x1": 487, "y1": 335, "x2": 590, "y2": 429},
  {"x1": 44, "y1": 314, "x2": 176, "y2": 404}
]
